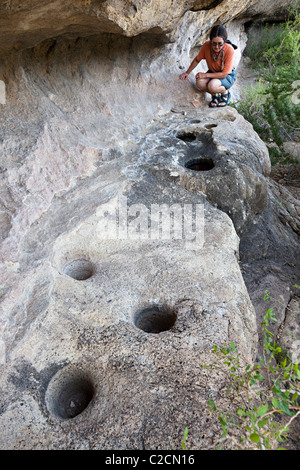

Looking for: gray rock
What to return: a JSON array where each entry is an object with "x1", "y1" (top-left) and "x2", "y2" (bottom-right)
[{"x1": 0, "y1": 0, "x2": 298, "y2": 450}]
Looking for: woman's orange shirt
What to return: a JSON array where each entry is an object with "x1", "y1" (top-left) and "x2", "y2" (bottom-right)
[{"x1": 196, "y1": 41, "x2": 234, "y2": 75}]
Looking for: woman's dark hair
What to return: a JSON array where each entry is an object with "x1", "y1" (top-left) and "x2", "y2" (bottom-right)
[
  {"x1": 210, "y1": 24, "x2": 227, "y2": 41},
  {"x1": 210, "y1": 24, "x2": 238, "y2": 49}
]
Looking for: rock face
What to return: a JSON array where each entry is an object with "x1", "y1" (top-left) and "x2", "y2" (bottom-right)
[
  {"x1": 0, "y1": 0, "x2": 293, "y2": 54},
  {"x1": 0, "y1": 0, "x2": 299, "y2": 450}
]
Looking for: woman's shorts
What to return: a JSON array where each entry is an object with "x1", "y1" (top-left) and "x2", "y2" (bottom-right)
[
  {"x1": 207, "y1": 69, "x2": 236, "y2": 89},
  {"x1": 219, "y1": 69, "x2": 236, "y2": 89}
]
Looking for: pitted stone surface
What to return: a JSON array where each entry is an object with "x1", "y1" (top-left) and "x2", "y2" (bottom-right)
[
  {"x1": 0, "y1": 106, "x2": 260, "y2": 449},
  {"x1": 0, "y1": 0, "x2": 299, "y2": 450}
]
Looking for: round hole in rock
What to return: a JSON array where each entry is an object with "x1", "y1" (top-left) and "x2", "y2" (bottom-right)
[
  {"x1": 190, "y1": 119, "x2": 201, "y2": 124},
  {"x1": 46, "y1": 369, "x2": 95, "y2": 420},
  {"x1": 63, "y1": 259, "x2": 94, "y2": 280},
  {"x1": 185, "y1": 158, "x2": 215, "y2": 172},
  {"x1": 204, "y1": 123, "x2": 218, "y2": 129},
  {"x1": 134, "y1": 305, "x2": 177, "y2": 333},
  {"x1": 176, "y1": 132, "x2": 197, "y2": 142}
]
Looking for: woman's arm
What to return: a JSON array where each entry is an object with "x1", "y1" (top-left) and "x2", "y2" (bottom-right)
[
  {"x1": 196, "y1": 71, "x2": 227, "y2": 80},
  {"x1": 179, "y1": 57, "x2": 200, "y2": 80}
]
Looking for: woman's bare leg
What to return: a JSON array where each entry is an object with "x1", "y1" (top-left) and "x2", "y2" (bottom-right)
[
  {"x1": 196, "y1": 78, "x2": 228, "y2": 107},
  {"x1": 206, "y1": 78, "x2": 228, "y2": 107},
  {"x1": 207, "y1": 79, "x2": 226, "y2": 95},
  {"x1": 195, "y1": 77, "x2": 210, "y2": 91}
]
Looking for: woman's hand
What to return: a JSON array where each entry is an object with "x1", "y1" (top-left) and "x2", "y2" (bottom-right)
[
  {"x1": 179, "y1": 72, "x2": 189, "y2": 80},
  {"x1": 195, "y1": 72, "x2": 206, "y2": 80}
]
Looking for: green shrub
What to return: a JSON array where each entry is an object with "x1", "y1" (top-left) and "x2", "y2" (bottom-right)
[
  {"x1": 231, "y1": 4, "x2": 300, "y2": 165},
  {"x1": 180, "y1": 288, "x2": 300, "y2": 450}
]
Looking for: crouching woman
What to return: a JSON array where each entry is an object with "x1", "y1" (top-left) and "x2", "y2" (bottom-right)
[{"x1": 180, "y1": 24, "x2": 237, "y2": 108}]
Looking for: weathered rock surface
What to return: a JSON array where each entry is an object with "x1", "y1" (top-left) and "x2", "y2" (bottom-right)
[
  {"x1": 0, "y1": 0, "x2": 293, "y2": 54},
  {"x1": 0, "y1": 0, "x2": 299, "y2": 450}
]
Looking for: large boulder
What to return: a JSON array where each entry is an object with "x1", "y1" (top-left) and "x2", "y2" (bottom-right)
[
  {"x1": 0, "y1": 106, "x2": 260, "y2": 449},
  {"x1": 0, "y1": 0, "x2": 298, "y2": 450}
]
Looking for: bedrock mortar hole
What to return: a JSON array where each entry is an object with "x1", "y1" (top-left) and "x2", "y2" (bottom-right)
[
  {"x1": 176, "y1": 132, "x2": 196, "y2": 142},
  {"x1": 46, "y1": 369, "x2": 95, "y2": 419},
  {"x1": 134, "y1": 305, "x2": 177, "y2": 333},
  {"x1": 63, "y1": 259, "x2": 94, "y2": 280},
  {"x1": 185, "y1": 158, "x2": 215, "y2": 172}
]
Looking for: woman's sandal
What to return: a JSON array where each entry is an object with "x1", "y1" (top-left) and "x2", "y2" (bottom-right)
[
  {"x1": 209, "y1": 95, "x2": 219, "y2": 108},
  {"x1": 217, "y1": 90, "x2": 231, "y2": 107}
]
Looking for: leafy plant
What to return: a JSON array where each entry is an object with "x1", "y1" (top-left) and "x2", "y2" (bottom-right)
[
  {"x1": 231, "y1": 4, "x2": 300, "y2": 165},
  {"x1": 203, "y1": 288, "x2": 300, "y2": 450},
  {"x1": 181, "y1": 427, "x2": 189, "y2": 450}
]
